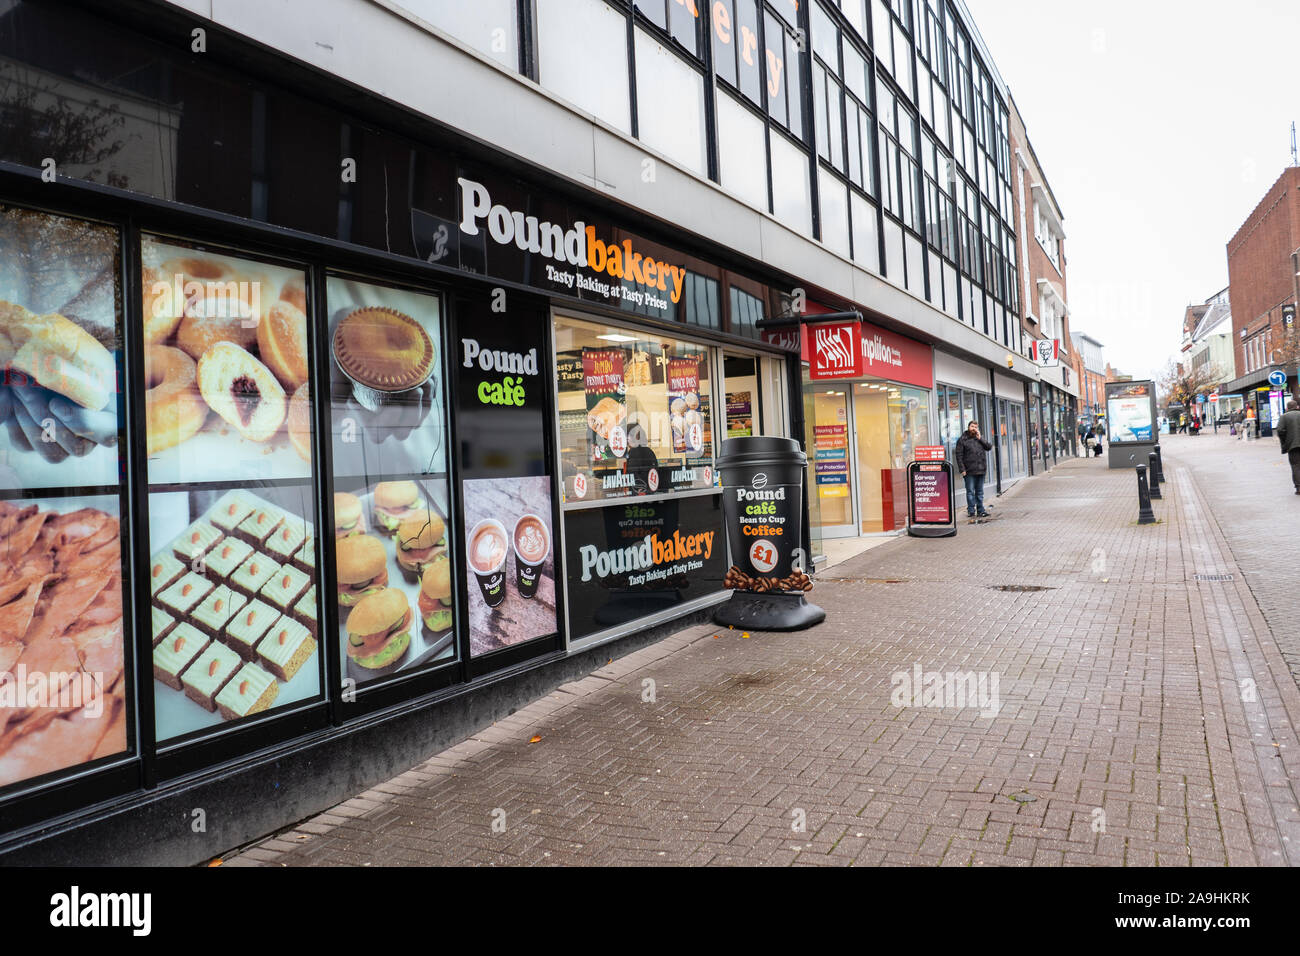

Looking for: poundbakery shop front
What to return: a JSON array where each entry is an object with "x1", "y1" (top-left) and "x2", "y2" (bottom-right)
[{"x1": 0, "y1": 0, "x2": 800, "y2": 864}]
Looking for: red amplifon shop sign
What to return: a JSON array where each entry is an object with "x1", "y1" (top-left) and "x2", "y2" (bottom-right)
[{"x1": 762, "y1": 315, "x2": 933, "y2": 389}]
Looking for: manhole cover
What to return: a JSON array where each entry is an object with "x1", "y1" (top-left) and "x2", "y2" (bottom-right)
[
  {"x1": 990, "y1": 585, "x2": 1056, "y2": 593},
  {"x1": 1193, "y1": 574, "x2": 1234, "y2": 583}
]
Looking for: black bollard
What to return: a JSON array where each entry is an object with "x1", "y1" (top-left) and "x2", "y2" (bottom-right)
[
  {"x1": 1136, "y1": 464, "x2": 1156, "y2": 525},
  {"x1": 1153, "y1": 444, "x2": 1166, "y2": 484},
  {"x1": 1148, "y1": 452, "x2": 1163, "y2": 499}
]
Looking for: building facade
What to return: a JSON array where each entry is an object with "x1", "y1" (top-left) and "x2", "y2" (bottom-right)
[
  {"x1": 1224, "y1": 165, "x2": 1300, "y2": 435},
  {"x1": 1070, "y1": 332, "x2": 1106, "y2": 422},
  {"x1": 1178, "y1": 288, "x2": 1236, "y2": 421},
  {"x1": 1008, "y1": 94, "x2": 1079, "y2": 473},
  {"x1": 0, "y1": 0, "x2": 1072, "y2": 862}
]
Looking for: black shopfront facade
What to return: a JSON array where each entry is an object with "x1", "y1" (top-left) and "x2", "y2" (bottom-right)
[{"x1": 0, "y1": 0, "x2": 801, "y2": 862}]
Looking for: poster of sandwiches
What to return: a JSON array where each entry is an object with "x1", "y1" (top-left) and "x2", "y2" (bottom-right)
[
  {"x1": 583, "y1": 348, "x2": 627, "y2": 463},
  {"x1": 140, "y1": 237, "x2": 314, "y2": 487},
  {"x1": 326, "y1": 277, "x2": 446, "y2": 480},
  {"x1": 0, "y1": 205, "x2": 122, "y2": 493}
]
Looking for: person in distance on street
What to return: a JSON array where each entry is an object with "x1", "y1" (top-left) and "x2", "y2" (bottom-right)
[
  {"x1": 955, "y1": 420, "x2": 993, "y2": 519},
  {"x1": 1278, "y1": 399, "x2": 1300, "y2": 496}
]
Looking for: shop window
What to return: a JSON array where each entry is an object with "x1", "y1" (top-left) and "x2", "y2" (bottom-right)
[
  {"x1": 537, "y1": 0, "x2": 632, "y2": 133},
  {"x1": 555, "y1": 315, "x2": 716, "y2": 504},
  {"x1": 0, "y1": 204, "x2": 131, "y2": 792},
  {"x1": 140, "y1": 236, "x2": 323, "y2": 743},
  {"x1": 323, "y1": 277, "x2": 456, "y2": 684},
  {"x1": 729, "y1": 285, "x2": 766, "y2": 337},
  {"x1": 391, "y1": 0, "x2": 521, "y2": 70},
  {"x1": 723, "y1": 354, "x2": 761, "y2": 439},
  {"x1": 635, "y1": 28, "x2": 708, "y2": 175}
]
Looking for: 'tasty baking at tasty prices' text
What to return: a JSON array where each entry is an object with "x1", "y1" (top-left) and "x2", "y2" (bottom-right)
[{"x1": 458, "y1": 177, "x2": 687, "y2": 306}]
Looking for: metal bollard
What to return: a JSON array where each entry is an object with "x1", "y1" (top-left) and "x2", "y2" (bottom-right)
[
  {"x1": 1136, "y1": 464, "x2": 1156, "y2": 525},
  {"x1": 1153, "y1": 444, "x2": 1166, "y2": 484},
  {"x1": 1148, "y1": 452, "x2": 1163, "y2": 499}
]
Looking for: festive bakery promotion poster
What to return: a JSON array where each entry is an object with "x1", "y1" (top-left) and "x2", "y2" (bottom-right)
[
  {"x1": 326, "y1": 278, "x2": 446, "y2": 479},
  {"x1": 462, "y1": 476, "x2": 556, "y2": 658},
  {"x1": 0, "y1": 206, "x2": 122, "y2": 493},
  {"x1": 148, "y1": 484, "x2": 322, "y2": 743},
  {"x1": 0, "y1": 494, "x2": 129, "y2": 789},
  {"x1": 583, "y1": 348, "x2": 626, "y2": 463},
  {"x1": 140, "y1": 238, "x2": 313, "y2": 486},
  {"x1": 666, "y1": 358, "x2": 704, "y2": 454}
]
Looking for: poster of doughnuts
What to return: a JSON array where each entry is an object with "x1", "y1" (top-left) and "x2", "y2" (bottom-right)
[
  {"x1": 326, "y1": 278, "x2": 446, "y2": 479},
  {"x1": 140, "y1": 237, "x2": 313, "y2": 486},
  {"x1": 148, "y1": 484, "x2": 322, "y2": 742},
  {"x1": 461, "y1": 476, "x2": 556, "y2": 658},
  {"x1": 0, "y1": 205, "x2": 122, "y2": 493},
  {"x1": 0, "y1": 495, "x2": 129, "y2": 790},
  {"x1": 667, "y1": 358, "x2": 704, "y2": 454}
]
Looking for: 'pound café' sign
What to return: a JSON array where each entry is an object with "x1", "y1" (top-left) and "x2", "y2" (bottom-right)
[{"x1": 764, "y1": 317, "x2": 934, "y2": 389}]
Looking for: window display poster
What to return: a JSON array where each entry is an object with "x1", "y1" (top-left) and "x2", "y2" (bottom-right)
[
  {"x1": 814, "y1": 424, "x2": 849, "y2": 497},
  {"x1": 140, "y1": 237, "x2": 312, "y2": 486},
  {"x1": 0, "y1": 206, "x2": 122, "y2": 493},
  {"x1": 1105, "y1": 381, "x2": 1155, "y2": 444},
  {"x1": 0, "y1": 494, "x2": 129, "y2": 789},
  {"x1": 584, "y1": 348, "x2": 626, "y2": 463},
  {"x1": 667, "y1": 358, "x2": 703, "y2": 454},
  {"x1": 563, "y1": 495, "x2": 727, "y2": 642},
  {"x1": 726, "y1": 391, "x2": 754, "y2": 438},
  {"x1": 326, "y1": 278, "x2": 446, "y2": 479}
]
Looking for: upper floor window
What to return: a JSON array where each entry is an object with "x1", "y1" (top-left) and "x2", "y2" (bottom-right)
[{"x1": 393, "y1": 0, "x2": 521, "y2": 71}]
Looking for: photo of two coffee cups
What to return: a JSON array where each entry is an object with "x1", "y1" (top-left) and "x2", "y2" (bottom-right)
[{"x1": 467, "y1": 513, "x2": 551, "y2": 608}]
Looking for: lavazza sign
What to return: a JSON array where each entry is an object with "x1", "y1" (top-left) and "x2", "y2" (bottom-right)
[{"x1": 458, "y1": 177, "x2": 687, "y2": 311}]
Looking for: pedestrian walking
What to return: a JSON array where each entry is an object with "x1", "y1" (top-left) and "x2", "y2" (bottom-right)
[
  {"x1": 955, "y1": 421, "x2": 993, "y2": 518},
  {"x1": 1280, "y1": 399, "x2": 1300, "y2": 496}
]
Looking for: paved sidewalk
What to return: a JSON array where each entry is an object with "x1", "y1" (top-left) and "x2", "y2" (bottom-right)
[{"x1": 224, "y1": 446, "x2": 1300, "y2": 867}]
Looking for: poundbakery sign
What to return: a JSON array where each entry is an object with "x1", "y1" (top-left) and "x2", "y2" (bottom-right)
[{"x1": 454, "y1": 177, "x2": 687, "y2": 311}]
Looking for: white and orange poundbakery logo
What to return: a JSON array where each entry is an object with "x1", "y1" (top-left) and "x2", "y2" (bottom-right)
[{"x1": 459, "y1": 178, "x2": 687, "y2": 305}]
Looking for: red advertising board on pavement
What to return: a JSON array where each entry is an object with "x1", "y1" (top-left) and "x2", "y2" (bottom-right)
[{"x1": 907, "y1": 461, "x2": 956, "y2": 538}]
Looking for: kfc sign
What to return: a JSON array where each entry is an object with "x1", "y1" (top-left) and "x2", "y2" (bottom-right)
[
  {"x1": 1030, "y1": 339, "x2": 1061, "y2": 367},
  {"x1": 810, "y1": 322, "x2": 863, "y2": 379}
]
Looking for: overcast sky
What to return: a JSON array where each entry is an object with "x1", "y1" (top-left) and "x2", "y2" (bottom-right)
[{"x1": 964, "y1": 0, "x2": 1300, "y2": 380}]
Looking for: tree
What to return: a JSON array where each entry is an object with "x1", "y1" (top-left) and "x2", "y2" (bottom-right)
[{"x1": 1157, "y1": 357, "x2": 1224, "y2": 409}]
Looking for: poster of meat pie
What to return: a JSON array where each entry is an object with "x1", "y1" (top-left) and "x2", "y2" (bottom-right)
[
  {"x1": 0, "y1": 495, "x2": 129, "y2": 789},
  {"x1": 326, "y1": 278, "x2": 447, "y2": 479},
  {"x1": 140, "y1": 238, "x2": 314, "y2": 486},
  {"x1": 332, "y1": 477, "x2": 455, "y2": 683},
  {"x1": 0, "y1": 206, "x2": 122, "y2": 493},
  {"x1": 148, "y1": 484, "x2": 322, "y2": 741}
]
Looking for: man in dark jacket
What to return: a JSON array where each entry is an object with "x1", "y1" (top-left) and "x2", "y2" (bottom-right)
[
  {"x1": 1279, "y1": 399, "x2": 1300, "y2": 495},
  {"x1": 955, "y1": 421, "x2": 994, "y2": 518}
]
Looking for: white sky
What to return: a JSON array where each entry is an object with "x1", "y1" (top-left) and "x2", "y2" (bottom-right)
[{"x1": 964, "y1": 0, "x2": 1300, "y2": 380}]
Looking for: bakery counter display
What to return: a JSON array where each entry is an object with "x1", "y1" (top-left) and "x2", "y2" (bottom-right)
[
  {"x1": 0, "y1": 205, "x2": 122, "y2": 493},
  {"x1": 332, "y1": 479, "x2": 455, "y2": 683},
  {"x1": 141, "y1": 238, "x2": 314, "y2": 486},
  {"x1": 0, "y1": 496, "x2": 129, "y2": 790},
  {"x1": 326, "y1": 278, "x2": 446, "y2": 481},
  {"x1": 148, "y1": 486, "x2": 321, "y2": 742}
]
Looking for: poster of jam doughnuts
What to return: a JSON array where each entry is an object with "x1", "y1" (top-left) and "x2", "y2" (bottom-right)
[
  {"x1": 461, "y1": 476, "x2": 556, "y2": 658},
  {"x1": 140, "y1": 237, "x2": 313, "y2": 486},
  {"x1": 0, "y1": 205, "x2": 122, "y2": 493},
  {"x1": 325, "y1": 277, "x2": 446, "y2": 479},
  {"x1": 0, "y1": 494, "x2": 129, "y2": 789},
  {"x1": 148, "y1": 485, "x2": 322, "y2": 742}
]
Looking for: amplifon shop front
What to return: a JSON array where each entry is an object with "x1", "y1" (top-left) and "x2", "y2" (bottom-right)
[{"x1": 767, "y1": 314, "x2": 934, "y2": 552}]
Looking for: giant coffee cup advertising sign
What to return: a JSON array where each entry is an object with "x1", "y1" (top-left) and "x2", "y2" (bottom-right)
[{"x1": 715, "y1": 437, "x2": 823, "y2": 631}]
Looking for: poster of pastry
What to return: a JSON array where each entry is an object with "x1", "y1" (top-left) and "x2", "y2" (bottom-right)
[
  {"x1": 332, "y1": 478, "x2": 455, "y2": 684},
  {"x1": 326, "y1": 278, "x2": 446, "y2": 479},
  {"x1": 148, "y1": 484, "x2": 321, "y2": 742},
  {"x1": 0, "y1": 206, "x2": 122, "y2": 493},
  {"x1": 461, "y1": 476, "x2": 556, "y2": 658},
  {"x1": 140, "y1": 237, "x2": 313, "y2": 486},
  {"x1": 583, "y1": 348, "x2": 626, "y2": 463},
  {"x1": 667, "y1": 358, "x2": 704, "y2": 454},
  {"x1": 0, "y1": 495, "x2": 128, "y2": 790}
]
